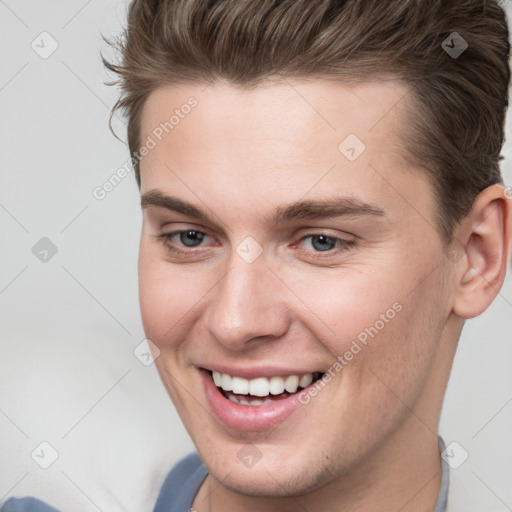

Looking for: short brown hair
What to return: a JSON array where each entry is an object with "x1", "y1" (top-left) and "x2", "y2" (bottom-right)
[{"x1": 103, "y1": 0, "x2": 510, "y2": 242}]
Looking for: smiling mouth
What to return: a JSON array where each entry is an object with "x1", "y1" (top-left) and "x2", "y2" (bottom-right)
[{"x1": 208, "y1": 370, "x2": 325, "y2": 406}]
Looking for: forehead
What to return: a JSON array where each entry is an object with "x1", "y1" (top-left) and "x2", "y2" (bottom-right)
[
  {"x1": 140, "y1": 78, "x2": 411, "y2": 152},
  {"x1": 138, "y1": 79, "x2": 435, "y2": 233}
]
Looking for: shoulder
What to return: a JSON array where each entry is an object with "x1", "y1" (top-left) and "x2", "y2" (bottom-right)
[
  {"x1": 153, "y1": 452, "x2": 208, "y2": 512},
  {"x1": 165, "y1": 452, "x2": 205, "y2": 482},
  {"x1": 1, "y1": 497, "x2": 61, "y2": 512}
]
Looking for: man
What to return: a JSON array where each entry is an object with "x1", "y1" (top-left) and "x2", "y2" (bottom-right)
[{"x1": 3, "y1": 0, "x2": 511, "y2": 511}]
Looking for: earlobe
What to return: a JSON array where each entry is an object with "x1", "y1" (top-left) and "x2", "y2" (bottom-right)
[{"x1": 452, "y1": 184, "x2": 512, "y2": 319}]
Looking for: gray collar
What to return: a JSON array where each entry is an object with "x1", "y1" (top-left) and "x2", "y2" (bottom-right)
[{"x1": 435, "y1": 436, "x2": 450, "y2": 512}]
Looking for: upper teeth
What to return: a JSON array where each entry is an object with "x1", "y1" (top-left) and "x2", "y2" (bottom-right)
[{"x1": 212, "y1": 371, "x2": 314, "y2": 397}]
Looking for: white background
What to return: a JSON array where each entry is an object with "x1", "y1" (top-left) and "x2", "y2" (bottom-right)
[{"x1": 0, "y1": 1, "x2": 511, "y2": 510}]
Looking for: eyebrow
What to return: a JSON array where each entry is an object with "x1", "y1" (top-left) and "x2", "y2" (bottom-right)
[{"x1": 140, "y1": 189, "x2": 386, "y2": 226}]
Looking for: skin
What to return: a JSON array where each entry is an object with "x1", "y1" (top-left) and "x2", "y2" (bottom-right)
[{"x1": 137, "y1": 79, "x2": 512, "y2": 512}]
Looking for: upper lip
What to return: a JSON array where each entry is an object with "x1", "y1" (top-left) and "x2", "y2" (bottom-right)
[{"x1": 201, "y1": 365, "x2": 324, "y2": 380}]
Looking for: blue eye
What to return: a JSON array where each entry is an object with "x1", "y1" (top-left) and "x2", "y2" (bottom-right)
[
  {"x1": 300, "y1": 234, "x2": 352, "y2": 253},
  {"x1": 178, "y1": 230, "x2": 206, "y2": 247},
  {"x1": 307, "y1": 235, "x2": 338, "y2": 252},
  {"x1": 156, "y1": 230, "x2": 210, "y2": 256}
]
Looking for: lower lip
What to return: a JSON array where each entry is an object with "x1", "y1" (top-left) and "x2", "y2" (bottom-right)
[{"x1": 201, "y1": 370, "x2": 308, "y2": 431}]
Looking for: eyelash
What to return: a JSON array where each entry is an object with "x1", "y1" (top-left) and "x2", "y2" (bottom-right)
[{"x1": 156, "y1": 230, "x2": 355, "y2": 259}]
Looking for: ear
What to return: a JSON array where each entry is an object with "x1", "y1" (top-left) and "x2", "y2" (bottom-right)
[{"x1": 451, "y1": 184, "x2": 512, "y2": 319}]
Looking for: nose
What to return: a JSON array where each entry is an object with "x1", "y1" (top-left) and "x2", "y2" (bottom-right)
[{"x1": 203, "y1": 252, "x2": 290, "y2": 351}]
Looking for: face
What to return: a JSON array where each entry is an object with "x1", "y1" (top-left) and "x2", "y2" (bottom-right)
[{"x1": 137, "y1": 79, "x2": 457, "y2": 497}]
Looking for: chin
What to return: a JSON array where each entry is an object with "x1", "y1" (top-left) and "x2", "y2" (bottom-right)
[
  {"x1": 200, "y1": 445, "x2": 336, "y2": 499},
  {"x1": 213, "y1": 467, "x2": 320, "y2": 498}
]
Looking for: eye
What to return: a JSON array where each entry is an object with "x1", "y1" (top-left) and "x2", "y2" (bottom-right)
[
  {"x1": 301, "y1": 235, "x2": 349, "y2": 252},
  {"x1": 296, "y1": 234, "x2": 355, "y2": 256},
  {"x1": 175, "y1": 230, "x2": 206, "y2": 247},
  {"x1": 302, "y1": 235, "x2": 339, "y2": 252},
  {"x1": 156, "y1": 229, "x2": 212, "y2": 255}
]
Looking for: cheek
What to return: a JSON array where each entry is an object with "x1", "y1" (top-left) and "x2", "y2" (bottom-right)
[
  {"x1": 284, "y1": 265, "x2": 401, "y2": 352},
  {"x1": 138, "y1": 249, "x2": 210, "y2": 346},
  {"x1": 346, "y1": 269, "x2": 447, "y2": 414},
  {"x1": 287, "y1": 261, "x2": 443, "y2": 406}
]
